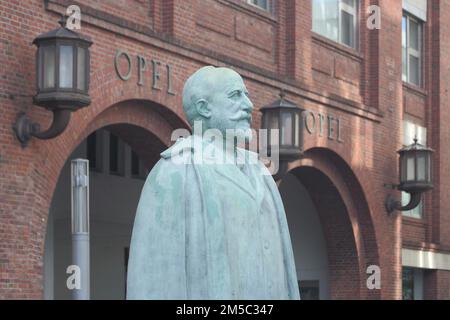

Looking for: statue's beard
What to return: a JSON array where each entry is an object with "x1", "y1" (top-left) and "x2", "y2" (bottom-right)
[
  {"x1": 225, "y1": 128, "x2": 253, "y2": 144},
  {"x1": 227, "y1": 110, "x2": 252, "y2": 141}
]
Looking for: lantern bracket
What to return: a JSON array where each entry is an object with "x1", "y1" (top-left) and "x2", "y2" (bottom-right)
[
  {"x1": 385, "y1": 191, "x2": 422, "y2": 215},
  {"x1": 13, "y1": 109, "x2": 71, "y2": 148}
]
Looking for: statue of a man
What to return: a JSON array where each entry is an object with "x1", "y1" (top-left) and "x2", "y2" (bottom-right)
[{"x1": 126, "y1": 66, "x2": 300, "y2": 299}]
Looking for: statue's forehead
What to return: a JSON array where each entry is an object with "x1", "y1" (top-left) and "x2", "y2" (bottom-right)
[{"x1": 213, "y1": 69, "x2": 245, "y2": 89}]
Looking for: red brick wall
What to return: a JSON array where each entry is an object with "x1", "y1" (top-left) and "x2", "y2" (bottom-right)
[
  {"x1": 0, "y1": 0, "x2": 448, "y2": 299},
  {"x1": 400, "y1": 0, "x2": 450, "y2": 300},
  {"x1": 424, "y1": 270, "x2": 450, "y2": 300},
  {"x1": 433, "y1": 0, "x2": 450, "y2": 248}
]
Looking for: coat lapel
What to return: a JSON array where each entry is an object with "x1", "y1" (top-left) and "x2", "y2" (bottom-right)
[
  {"x1": 189, "y1": 137, "x2": 258, "y2": 201},
  {"x1": 213, "y1": 165, "x2": 257, "y2": 201}
]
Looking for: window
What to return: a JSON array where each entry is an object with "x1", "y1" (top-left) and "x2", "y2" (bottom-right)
[
  {"x1": 402, "y1": 14, "x2": 423, "y2": 86},
  {"x1": 247, "y1": 0, "x2": 270, "y2": 11},
  {"x1": 86, "y1": 129, "x2": 147, "y2": 178},
  {"x1": 402, "y1": 267, "x2": 424, "y2": 300},
  {"x1": 131, "y1": 151, "x2": 140, "y2": 177},
  {"x1": 87, "y1": 132, "x2": 97, "y2": 170},
  {"x1": 131, "y1": 150, "x2": 147, "y2": 179},
  {"x1": 109, "y1": 133, "x2": 119, "y2": 173},
  {"x1": 401, "y1": 192, "x2": 424, "y2": 219},
  {"x1": 402, "y1": 121, "x2": 427, "y2": 219},
  {"x1": 402, "y1": 268, "x2": 414, "y2": 300},
  {"x1": 298, "y1": 280, "x2": 320, "y2": 300},
  {"x1": 312, "y1": 0, "x2": 358, "y2": 48},
  {"x1": 86, "y1": 131, "x2": 103, "y2": 172}
]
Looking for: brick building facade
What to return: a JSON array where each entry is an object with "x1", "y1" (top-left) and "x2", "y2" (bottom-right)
[{"x1": 0, "y1": 0, "x2": 449, "y2": 299}]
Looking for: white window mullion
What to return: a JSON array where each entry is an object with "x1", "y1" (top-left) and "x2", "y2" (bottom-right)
[{"x1": 407, "y1": 16, "x2": 411, "y2": 83}]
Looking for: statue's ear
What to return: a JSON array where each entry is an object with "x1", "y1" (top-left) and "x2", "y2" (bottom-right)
[{"x1": 195, "y1": 99, "x2": 211, "y2": 119}]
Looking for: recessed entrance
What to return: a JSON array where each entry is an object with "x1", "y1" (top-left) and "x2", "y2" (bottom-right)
[
  {"x1": 43, "y1": 124, "x2": 166, "y2": 299},
  {"x1": 280, "y1": 152, "x2": 369, "y2": 299},
  {"x1": 280, "y1": 172, "x2": 330, "y2": 299}
]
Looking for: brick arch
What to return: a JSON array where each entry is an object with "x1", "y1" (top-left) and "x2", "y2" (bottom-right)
[
  {"x1": 286, "y1": 147, "x2": 380, "y2": 299},
  {"x1": 14, "y1": 99, "x2": 187, "y2": 299}
]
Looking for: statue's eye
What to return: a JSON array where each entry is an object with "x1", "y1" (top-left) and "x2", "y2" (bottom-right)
[{"x1": 229, "y1": 90, "x2": 241, "y2": 98}]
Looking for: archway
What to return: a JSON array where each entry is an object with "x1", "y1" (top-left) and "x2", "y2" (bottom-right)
[
  {"x1": 280, "y1": 148, "x2": 379, "y2": 300},
  {"x1": 42, "y1": 100, "x2": 187, "y2": 299}
]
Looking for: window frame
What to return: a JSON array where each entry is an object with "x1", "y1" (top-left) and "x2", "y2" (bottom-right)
[
  {"x1": 402, "y1": 267, "x2": 415, "y2": 300},
  {"x1": 402, "y1": 13, "x2": 423, "y2": 87},
  {"x1": 339, "y1": 0, "x2": 358, "y2": 49},
  {"x1": 246, "y1": 0, "x2": 271, "y2": 12},
  {"x1": 312, "y1": 0, "x2": 359, "y2": 50}
]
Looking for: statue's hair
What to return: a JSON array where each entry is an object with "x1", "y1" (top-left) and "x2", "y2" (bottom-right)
[{"x1": 182, "y1": 66, "x2": 217, "y2": 126}]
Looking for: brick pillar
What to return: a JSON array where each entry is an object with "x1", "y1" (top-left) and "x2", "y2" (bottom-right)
[
  {"x1": 429, "y1": 0, "x2": 450, "y2": 247},
  {"x1": 424, "y1": 270, "x2": 450, "y2": 300},
  {"x1": 285, "y1": 0, "x2": 312, "y2": 84},
  {"x1": 162, "y1": 0, "x2": 196, "y2": 42},
  {"x1": 376, "y1": 0, "x2": 403, "y2": 299}
]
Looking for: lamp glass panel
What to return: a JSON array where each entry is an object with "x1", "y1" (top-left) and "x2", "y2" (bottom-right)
[
  {"x1": 260, "y1": 114, "x2": 268, "y2": 152},
  {"x1": 281, "y1": 111, "x2": 292, "y2": 145},
  {"x1": 400, "y1": 156, "x2": 406, "y2": 181},
  {"x1": 417, "y1": 152, "x2": 426, "y2": 181},
  {"x1": 269, "y1": 111, "x2": 279, "y2": 146},
  {"x1": 43, "y1": 46, "x2": 55, "y2": 88},
  {"x1": 37, "y1": 49, "x2": 42, "y2": 89},
  {"x1": 59, "y1": 45, "x2": 73, "y2": 88},
  {"x1": 295, "y1": 113, "x2": 300, "y2": 147},
  {"x1": 406, "y1": 154, "x2": 415, "y2": 181},
  {"x1": 77, "y1": 47, "x2": 86, "y2": 90},
  {"x1": 269, "y1": 110, "x2": 279, "y2": 129}
]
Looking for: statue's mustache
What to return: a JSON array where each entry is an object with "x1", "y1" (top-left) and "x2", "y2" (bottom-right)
[{"x1": 229, "y1": 110, "x2": 252, "y2": 122}]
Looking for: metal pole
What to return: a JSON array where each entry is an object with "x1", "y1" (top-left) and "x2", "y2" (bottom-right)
[
  {"x1": 72, "y1": 233, "x2": 90, "y2": 299},
  {"x1": 71, "y1": 159, "x2": 90, "y2": 300}
]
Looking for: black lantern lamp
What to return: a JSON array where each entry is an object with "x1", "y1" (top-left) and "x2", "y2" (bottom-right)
[
  {"x1": 14, "y1": 16, "x2": 92, "y2": 147},
  {"x1": 260, "y1": 90, "x2": 304, "y2": 180},
  {"x1": 385, "y1": 138, "x2": 434, "y2": 214}
]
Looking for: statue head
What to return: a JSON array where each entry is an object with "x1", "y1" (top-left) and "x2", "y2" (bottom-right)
[{"x1": 182, "y1": 66, "x2": 254, "y2": 139}]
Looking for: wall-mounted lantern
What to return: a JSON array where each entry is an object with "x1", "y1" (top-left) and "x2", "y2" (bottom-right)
[
  {"x1": 260, "y1": 91, "x2": 304, "y2": 180},
  {"x1": 13, "y1": 17, "x2": 92, "y2": 147},
  {"x1": 385, "y1": 138, "x2": 434, "y2": 214}
]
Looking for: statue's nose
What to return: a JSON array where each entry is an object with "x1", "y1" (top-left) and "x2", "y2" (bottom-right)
[{"x1": 242, "y1": 96, "x2": 254, "y2": 113}]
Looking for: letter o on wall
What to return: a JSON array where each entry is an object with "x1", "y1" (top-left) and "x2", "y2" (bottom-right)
[
  {"x1": 114, "y1": 50, "x2": 132, "y2": 81},
  {"x1": 304, "y1": 111, "x2": 316, "y2": 134}
]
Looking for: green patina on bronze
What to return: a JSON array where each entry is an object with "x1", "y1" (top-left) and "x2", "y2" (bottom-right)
[{"x1": 126, "y1": 66, "x2": 300, "y2": 299}]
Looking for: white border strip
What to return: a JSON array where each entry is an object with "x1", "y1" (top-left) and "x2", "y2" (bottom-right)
[
  {"x1": 403, "y1": 0, "x2": 427, "y2": 21},
  {"x1": 402, "y1": 248, "x2": 450, "y2": 271}
]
